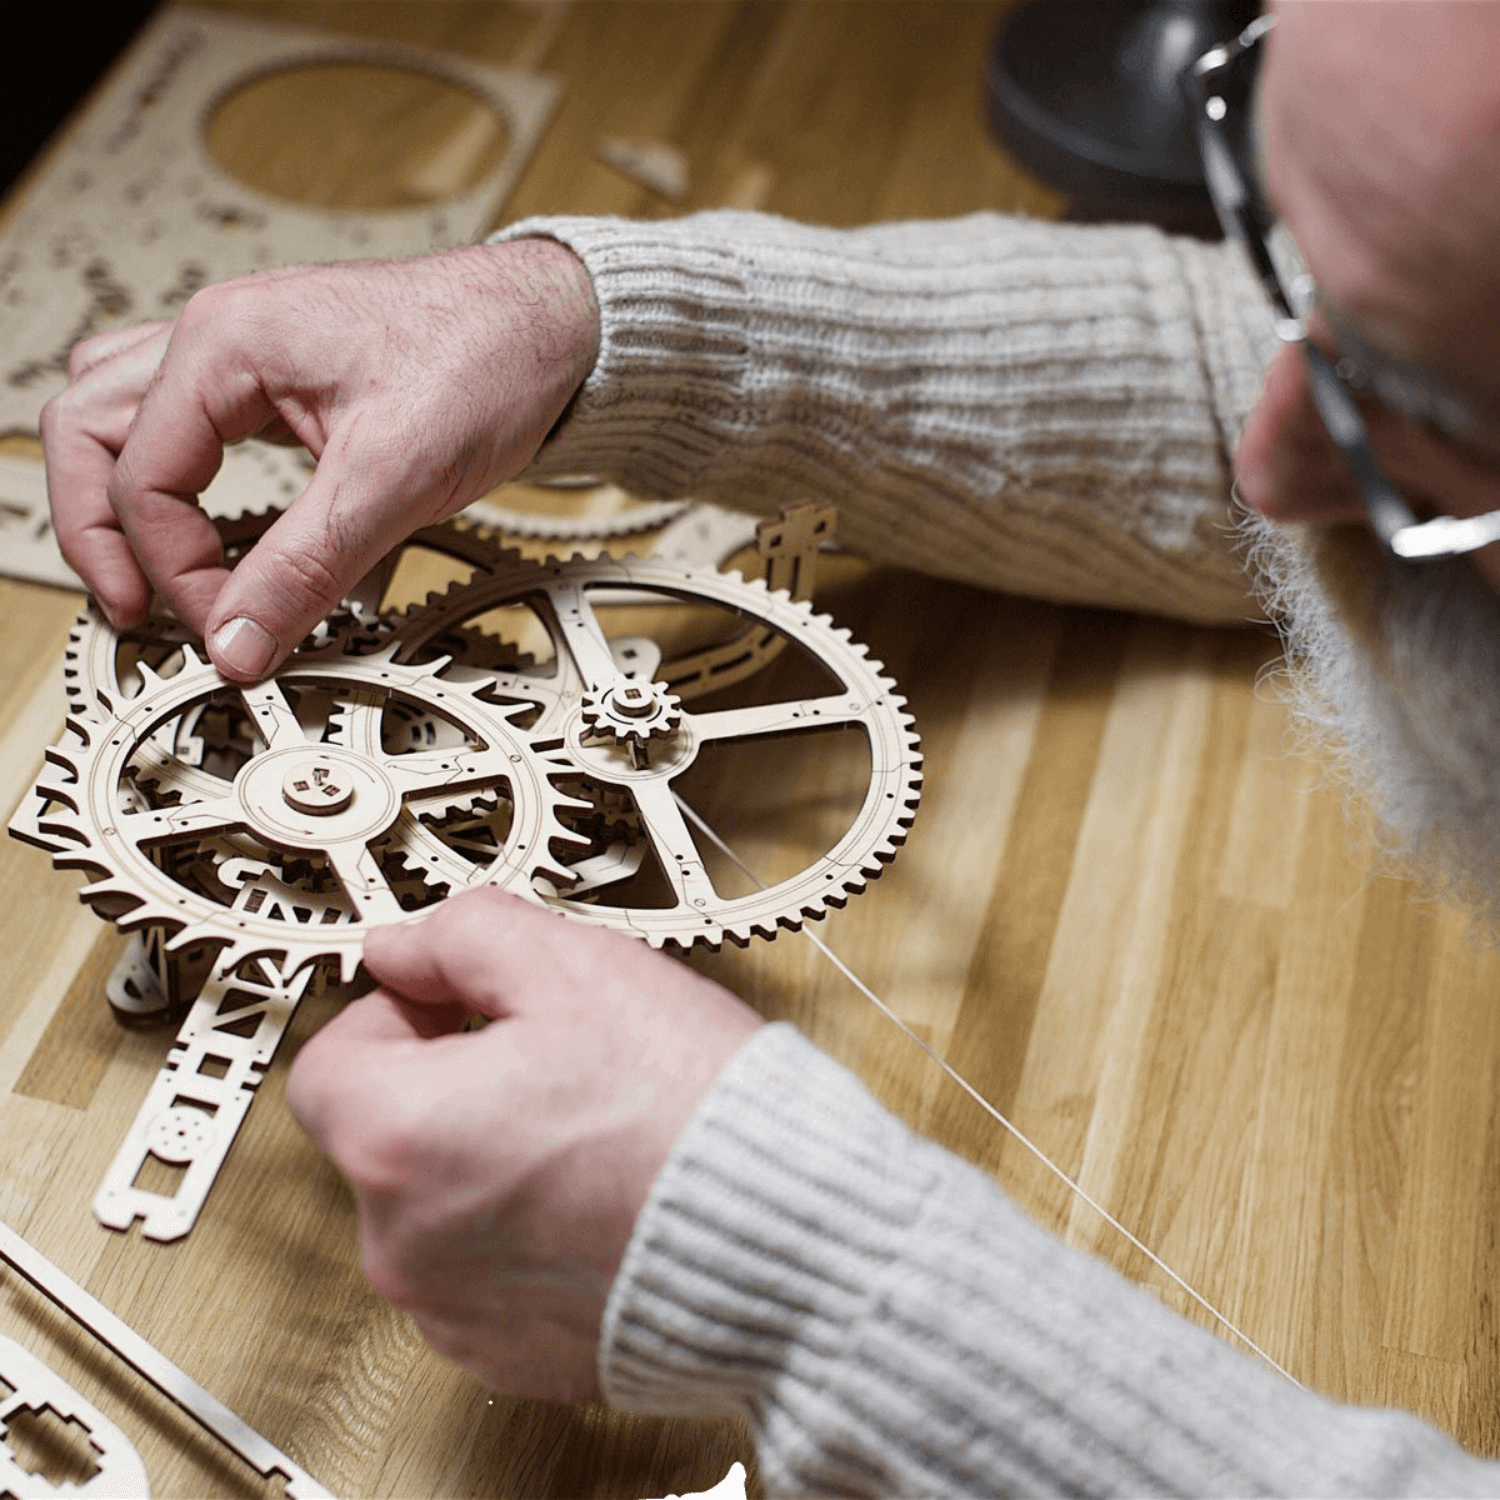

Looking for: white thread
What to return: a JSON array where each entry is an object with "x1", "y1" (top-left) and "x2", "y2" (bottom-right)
[{"x1": 676, "y1": 795, "x2": 1304, "y2": 1388}]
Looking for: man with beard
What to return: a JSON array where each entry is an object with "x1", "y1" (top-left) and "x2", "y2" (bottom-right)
[{"x1": 38, "y1": 3, "x2": 1500, "y2": 1493}]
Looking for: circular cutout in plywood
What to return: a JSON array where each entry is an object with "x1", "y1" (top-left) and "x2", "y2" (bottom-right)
[{"x1": 204, "y1": 59, "x2": 511, "y2": 210}]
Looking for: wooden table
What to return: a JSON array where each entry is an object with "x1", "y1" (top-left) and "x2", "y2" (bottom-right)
[{"x1": 3, "y1": 3, "x2": 1499, "y2": 1495}]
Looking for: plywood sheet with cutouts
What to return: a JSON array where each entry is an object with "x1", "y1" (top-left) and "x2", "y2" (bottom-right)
[{"x1": 0, "y1": 4, "x2": 558, "y2": 436}]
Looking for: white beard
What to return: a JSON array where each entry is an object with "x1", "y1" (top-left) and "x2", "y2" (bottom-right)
[{"x1": 1244, "y1": 512, "x2": 1500, "y2": 924}]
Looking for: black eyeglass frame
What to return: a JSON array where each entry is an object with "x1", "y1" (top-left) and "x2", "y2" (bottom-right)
[{"x1": 1185, "y1": 15, "x2": 1500, "y2": 561}]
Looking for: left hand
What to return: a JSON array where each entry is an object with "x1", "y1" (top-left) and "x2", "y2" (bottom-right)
[
  {"x1": 286, "y1": 889, "x2": 763, "y2": 1400},
  {"x1": 40, "y1": 240, "x2": 599, "y2": 677}
]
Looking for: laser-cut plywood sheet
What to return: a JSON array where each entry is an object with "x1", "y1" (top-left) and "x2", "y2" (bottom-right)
[
  {"x1": 0, "y1": 5, "x2": 559, "y2": 436},
  {"x1": 0, "y1": 1335, "x2": 151, "y2": 1498}
]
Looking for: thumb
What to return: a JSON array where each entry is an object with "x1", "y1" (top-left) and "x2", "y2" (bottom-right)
[
  {"x1": 364, "y1": 888, "x2": 764, "y2": 1043},
  {"x1": 202, "y1": 464, "x2": 423, "y2": 680},
  {"x1": 286, "y1": 982, "x2": 469, "y2": 1149},
  {"x1": 359, "y1": 889, "x2": 565, "y2": 1022}
]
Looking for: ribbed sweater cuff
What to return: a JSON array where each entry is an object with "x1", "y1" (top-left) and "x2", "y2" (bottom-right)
[
  {"x1": 491, "y1": 215, "x2": 755, "y2": 498},
  {"x1": 598, "y1": 1023, "x2": 928, "y2": 1420},
  {"x1": 598, "y1": 1025, "x2": 1490, "y2": 1498}
]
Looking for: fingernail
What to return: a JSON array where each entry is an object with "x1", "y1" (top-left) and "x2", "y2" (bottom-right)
[{"x1": 211, "y1": 616, "x2": 277, "y2": 679}]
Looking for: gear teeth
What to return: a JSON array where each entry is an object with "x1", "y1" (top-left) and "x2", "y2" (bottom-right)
[
  {"x1": 16, "y1": 535, "x2": 922, "y2": 974},
  {"x1": 163, "y1": 919, "x2": 227, "y2": 954},
  {"x1": 51, "y1": 720, "x2": 96, "y2": 762},
  {"x1": 462, "y1": 494, "x2": 688, "y2": 544},
  {"x1": 38, "y1": 741, "x2": 84, "y2": 784},
  {"x1": 388, "y1": 549, "x2": 927, "y2": 949},
  {"x1": 31, "y1": 791, "x2": 84, "y2": 833},
  {"x1": 531, "y1": 857, "x2": 581, "y2": 891},
  {"x1": 76, "y1": 875, "x2": 139, "y2": 906},
  {"x1": 212, "y1": 503, "x2": 284, "y2": 551},
  {"x1": 14, "y1": 629, "x2": 597, "y2": 980}
]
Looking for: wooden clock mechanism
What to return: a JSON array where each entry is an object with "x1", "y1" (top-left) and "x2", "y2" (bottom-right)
[{"x1": 9, "y1": 501, "x2": 924, "y2": 1241}]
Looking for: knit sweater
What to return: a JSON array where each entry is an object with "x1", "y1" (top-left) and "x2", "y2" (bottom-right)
[
  {"x1": 502, "y1": 210, "x2": 1275, "y2": 624},
  {"x1": 491, "y1": 212, "x2": 1498, "y2": 1495},
  {"x1": 608, "y1": 1024, "x2": 1490, "y2": 1497}
]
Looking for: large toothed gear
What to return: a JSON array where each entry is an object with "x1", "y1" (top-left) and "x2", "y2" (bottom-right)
[
  {"x1": 463, "y1": 488, "x2": 690, "y2": 541},
  {"x1": 391, "y1": 553, "x2": 924, "y2": 949},
  {"x1": 24, "y1": 635, "x2": 586, "y2": 982},
  {"x1": 26, "y1": 545, "x2": 921, "y2": 968}
]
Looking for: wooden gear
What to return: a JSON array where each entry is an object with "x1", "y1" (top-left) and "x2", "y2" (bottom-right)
[{"x1": 9, "y1": 506, "x2": 920, "y2": 1240}]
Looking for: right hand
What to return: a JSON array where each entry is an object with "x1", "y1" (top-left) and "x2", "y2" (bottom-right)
[
  {"x1": 286, "y1": 889, "x2": 763, "y2": 1401},
  {"x1": 40, "y1": 238, "x2": 599, "y2": 679}
]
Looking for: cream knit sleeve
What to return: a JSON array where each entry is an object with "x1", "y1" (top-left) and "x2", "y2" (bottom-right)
[
  {"x1": 600, "y1": 1024, "x2": 1495, "y2": 1498},
  {"x1": 491, "y1": 211, "x2": 1279, "y2": 624}
]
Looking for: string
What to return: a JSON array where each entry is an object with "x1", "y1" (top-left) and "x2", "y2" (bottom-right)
[{"x1": 675, "y1": 794, "x2": 1304, "y2": 1389}]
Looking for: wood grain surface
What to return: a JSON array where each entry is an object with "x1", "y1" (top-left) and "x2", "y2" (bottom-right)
[{"x1": 3, "y1": 3, "x2": 1499, "y2": 1496}]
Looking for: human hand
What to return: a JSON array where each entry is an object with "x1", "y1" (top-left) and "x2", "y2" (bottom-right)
[
  {"x1": 40, "y1": 239, "x2": 599, "y2": 679},
  {"x1": 284, "y1": 889, "x2": 763, "y2": 1401}
]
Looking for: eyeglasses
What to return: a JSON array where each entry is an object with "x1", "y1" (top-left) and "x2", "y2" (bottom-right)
[{"x1": 1185, "y1": 14, "x2": 1500, "y2": 561}]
